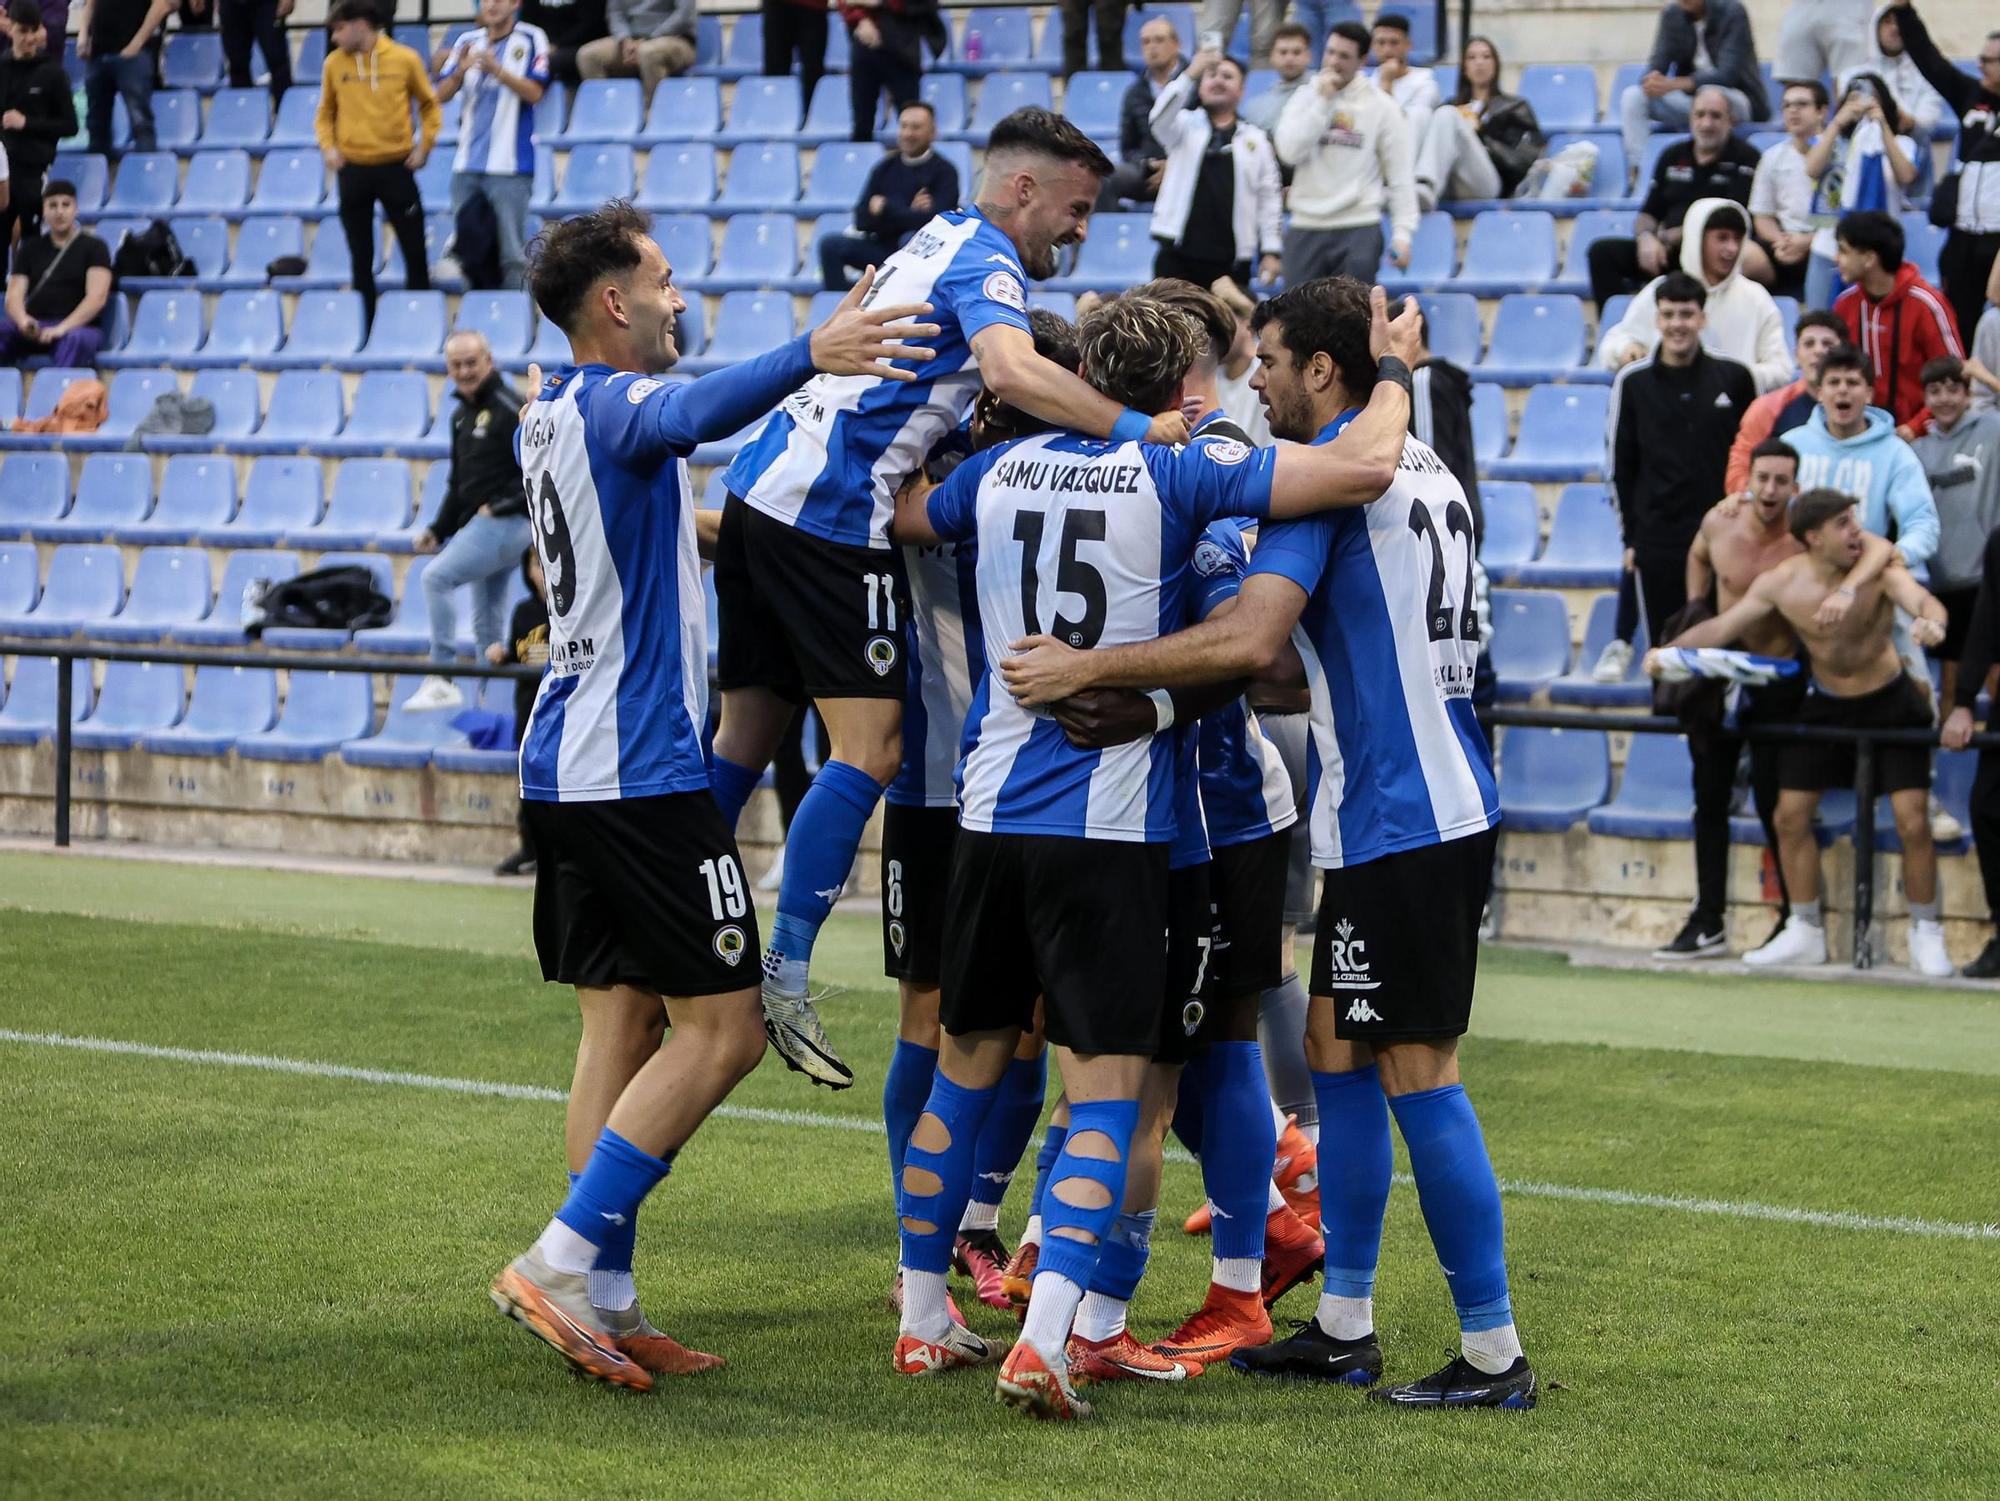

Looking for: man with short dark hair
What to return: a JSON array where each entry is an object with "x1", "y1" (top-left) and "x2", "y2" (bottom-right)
[
  {"x1": 1726, "y1": 309, "x2": 1848, "y2": 490},
  {"x1": 1788, "y1": 343, "x2": 1938, "y2": 571},
  {"x1": 434, "y1": 0, "x2": 550, "y2": 293},
  {"x1": 1619, "y1": 0, "x2": 1767, "y2": 170},
  {"x1": 77, "y1": 0, "x2": 177, "y2": 157},
  {"x1": 1, "y1": 180, "x2": 113, "y2": 368},
  {"x1": 0, "y1": 2, "x2": 77, "y2": 248},
  {"x1": 1147, "y1": 49, "x2": 1283, "y2": 292},
  {"x1": 1241, "y1": 21, "x2": 1312, "y2": 136},
  {"x1": 818, "y1": 100, "x2": 961, "y2": 290},
  {"x1": 1366, "y1": 12, "x2": 1437, "y2": 140},
  {"x1": 1100, "y1": 14, "x2": 1183, "y2": 206},
  {"x1": 1832, "y1": 209, "x2": 1964, "y2": 429},
  {"x1": 1748, "y1": 79, "x2": 1828, "y2": 298}
]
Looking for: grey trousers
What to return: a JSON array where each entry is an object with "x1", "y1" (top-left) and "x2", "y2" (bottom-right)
[{"x1": 1282, "y1": 223, "x2": 1384, "y2": 286}]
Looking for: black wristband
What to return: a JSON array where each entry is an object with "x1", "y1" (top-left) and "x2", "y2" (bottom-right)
[{"x1": 1375, "y1": 355, "x2": 1413, "y2": 393}]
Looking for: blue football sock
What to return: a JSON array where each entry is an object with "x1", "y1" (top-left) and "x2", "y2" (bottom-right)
[
  {"x1": 1027, "y1": 1121, "x2": 1068, "y2": 1224},
  {"x1": 1169, "y1": 1084, "x2": 1205, "y2": 1159},
  {"x1": 1313, "y1": 1065, "x2": 1392, "y2": 1299},
  {"x1": 968, "y1": 1053, "x2": 1047, "y2": 1210},
  {"x1": 1085, "y1": 1209, "x2": 1155, "y2": 1300},
  {"x1": 1196, "y1": 1042, "x2": 1281, "y2": 1262},
  {"x1": 897, "y1": 1073, "x2": 999, "y2": 1275},
  {"x1": 883, "y1": 1038, "x2": 938, "y2": 1206},
  {"x1": 1390, "y1": 1083, "x2": 1513, "y2": 1333},
  {"x1": 767, "y1": 760, "x2": 884, "y2": 989},
  {"x1": 554, "y1": 1128, "x2": 674, "y2": 1251},
  {"x1": 706, "y1": 752, "x2": 762, "y2": 834},
  {"x1": 1034, "y1": 1098, "x2": 1139, "y2": 1292}
]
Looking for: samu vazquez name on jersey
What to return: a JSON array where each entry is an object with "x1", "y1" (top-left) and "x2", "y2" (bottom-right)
[{"x1": 990, "y1": 458, "x2": 1145, "y2": 495}]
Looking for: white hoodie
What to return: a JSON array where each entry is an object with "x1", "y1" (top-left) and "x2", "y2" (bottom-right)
[
  {"x1": 1595, "y1": 198, "x2": 1797, "y2": 393},
  {"x1": 1274, "y1": 73, "x2": 1418, "y2": 248},
  {"x1": 1847, "y1": 3, "x2": 1945, "y2": 143}
]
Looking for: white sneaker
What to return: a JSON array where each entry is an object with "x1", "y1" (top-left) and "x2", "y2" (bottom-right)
[
  {"x1": 1591, "y1": 639, "x2": 1634, "y2": 683},
  {"x1": 405, "y1": 675, "x2": 464, "y2": 711},
  {"x1": 1743, "y1": 916, "x2": 1828, "y2": 967},
  {"x1": 756, "y1": 844, "x2": 785, "y2": 892},
  {"x1": 1908, "y1": 919, "x2": 1953, "y2": 978},
  {"x1": 1930, "y1": 796, "x2": 1964, "y2": 843}
]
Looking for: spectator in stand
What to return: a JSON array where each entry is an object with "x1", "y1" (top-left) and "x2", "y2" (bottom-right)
[
  {"x1": 1207, "y1": 271, "x2": 1272, "y2": 443},
  {"x1": 842, "y1": 0, "x2": 942, "y2": 144},
  {"x1": 1726, "y1": 309, "x2": 1849, "y2": 489},
  {"x1": 1366, "y1": 12, "x2": 1436, "y2": 142},
  {"x1": 1911, "y1": 356, "x2": 2000, "y2": 714},
  {"x1": 488, "y1": 544, "x2": 550, "y2": 878},
  {"x1": 1773, "y1": 0, "x2": 1870, "y2": 86},
  {"x1": 1601, "y1": 271, "x2": 1758, "y2": 665},
  {"x1": 1098, "y1": 14, "x2": 1181, "y2": 207},
  {"x1": 1146, "y1": 48, "x2": 1282, "y2": 292},
  {"x1": 1411, "y1": 35, "x2": 1545, "y2": 211},
  {"x1": 1194, "y1": 0, "x2": 1277, "y2": 68},
  {"x1": 1240, "y1": 21, "x2": 1310, "y2": 137},
  {"x1": 1598, "y1": 200, "x2": 1794, "y2": 391},
  {"x1": 77, "y1": 0, "x2": 177, "y2": 157},
  {"x1": 1787, "y1": 342, "x2": 1938, "y2": 573},
  {"x1": 203, "y1": 0, "x2": 292, "y2": 101},
  {"x1": 1885, "y1": 8, "x2": 1999, "y2": 348},
  {"x1": 0, "y1": 3, "x2": 76, "y2": 248},
  {"x1": 408, "y1": 329, "x2": 528, "y2": 712},
  {"x1": 817, "y1": 99, "x2": 958, "y2": 289},
  {"x1": 1749, "y1": 79, "x2": 1827, "y2": 299},
  {"x1": 1977, "y1": 253, "x2": 2000, "y2": 413},
  {"x1": 520, "y1": 0, "x2": 607, "y2": 88},
  {"x1": 317, "y1": 0, "x2": 438, "y2": 330},
  {"x1": 4, "y1": 0, "x2": 70, "y2": 56},
  {"x1": 1861, "y1": 7, "x2": 1943, "y2": 154},
  {"x1": 434, "y1": 0, "x2": 549, "y2": 294},
  {"x1": 1941, "y1": 513, "x2": 2000, "y2": 976},
  {"x1": 1274, "y1": 20, "x2": 1416, "y2": 283},
  {"x1": 764, "y1": 0, "x2": 830, "y2": 109},
  {"x1": 0, "y1": 180, "x2": 112, "y2": 366},
  {"x1": 1803, "y1": 75, "x2": 1920, "y2": 311},
  {"x1": 577, "y1": 0, "x2": 695, "y2": 104},
  {"x1": 1590, "y1": 86, "x2": 1761, "y2": 307},
  {"x1": 1832, "y1": 209, "x2": 1962, "y2": 429},
  {"x1": 1059, "y1": 0, "x2": 1125, "y2": 81},
  {"x1": 1619, "y1": 0, "x2": 1768, "y2": 177}
]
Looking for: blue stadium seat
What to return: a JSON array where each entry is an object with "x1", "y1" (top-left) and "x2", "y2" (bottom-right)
[
  {"x1": 718, "y1": 141, "x2": 801, "y2": 213},
  {"x1": 1478, "y1": 481, "x2": 1540, "y2": 579},
  {"x1": 1519, "y1": 65, "x2": 1598, "y2": 131},
  {"x1": 702, "y1": 213, "x2": 801, "y2": 291},
  {"x1": 1633, "y1": 132, "x2": 1681, "y2": 192},
  {"x1": 1488, "y1": 386, "x2": 1610, "y2": 481},
  {"x1": 1027, "y1": 289, "x2": 1077, "y2": 319},
  {"x1": 962, "y1": 71, "x2": 1054, "y2": 142},
  {"x1": 143, "y1": 369, "x2": 260, "y2": 453},
  {"x1": 1901, "y1": 213, "x2": 1946, "y2": 283},
  {"x1": 0, "y1": 543, "x2": 37, "y2": 615},
  {"x1": 403, "y1": 385, "x2": 460, "y2": 461},
  {"x1": 1482, "y1": 293, "x2": 1588, "y2": 383},
  {"x1": 1470, "y1": 380, "x2": 1506, "y2": 464},
  {"x1": 11, "y1": 369, "x2": 93, "y2": 434},
  {"x1": 703, "y1": 10, "x2": 764, "y2": 79},
  {"x1": 1488, "y1": 589, "x2": 1571, "y2": 701},
  {"x1": 40, "y1": 455, "x2": 150, "y2": 540},
  {"x1": 261, "y1": 552, "x2": 393, "y2": 649},
  {"x1": 1553, "y1": 209, "x2": 1633, "y2": 295},
  {"x1": 1455, "y1": 209, "x2": 1559, "y2": 293},
  {"x1": 162, "y1": 31, "x2": 224, "y2": 89},
  {"x1": 94, "y1": 546, "x2": 212, "y2": 642},
  {"x1": 530, "y1": 80, "x2": 569, "y2": 140},
  {"x1": 1549, "y1": 593, "x2": 1652, "y2": 707},
  {"x1": 204, "y1": 87, "x2": 272, "y2": 147},
  {"x1": 452, "y1": 291, "x2": 534, "y2": 364},
  {"x1": 50, "y1": 153, "x2": 109, "y2": 213},
  {"x1": 115, "y1": 88, "x2": 198, "y2": 149},
  {"x1": 186, "y1": 289, "x2": 283, "y2": 367},
  {"x1": 343, "y1": 291, "x2": 447, "y2": 371},
  {"x1": 1401, "y1": 5, "x2": 1438, "y2": 62},
  {"x1": 100, "y1": 289, "x2": 204, "y2": 370},
  {"x1": 431, "y1": 678, "x2": 522, "y2": 773},
  {"x1": 270, "y1": 85, "x2": 321, "y2": 148},
  {"x1": 1046, "y1": 211, "x2": 1151, "y2": 291},
  {"x1": 341, "y1": 673, "x2": 471, "y2": 768},
  {"x1": 76, "y1": 368, "x2": 182, "y2": 449},
  {"x1": 551, "y1": 144, "x2": 636, "y2": 215},
  {"x1": 801, "y1": 142, "x2": 879, "y2": 214},
  {"x1": 686, "y1": 291, "x2": 794, "y2": 373},
  {"x1": 719, "y1": 75, "x2": 801, "y2": 144},
  {"x1": 1607, "y1": 63, "x2": 1646, "y2": 118},
  {"x1": 140, "y1": 665, "x2": 279, "y2": 755},
  {"x1": 636, "y1": 142, "x2": 718, "y2": 210},
  {"x1": 653, "y1": 213, "x2": 714, "y2": 285},
  {"x1": 0, "y1": 455, "x2": 68, "y2": 537},
  {"x1": 672, "y1": 291, "x2": 707, "y2": 359},
  {"x1": 153, "y1": 217, "x2": 231, "y2": 291},
  {"x1": 379, "y1": 212, "x2": 456, "y2": 292},
  {"x1": 916, "y1": 73, "x2": 969, "y2": 138},
  {"x1": 0, "y1": 370, "x2": 20, "y2": 422},
  {"x1": 274, "y1": 215, "x2": 361, "y2": 290},
  {"x1": 1539, "y1": 134, "x2": 1625, "y2": 205},
  {"x1": 174, "y1": 549, "x2": 301, "y2": 644},
  {"x1": 1416, "y1": 292, "x2": 1481, "y2": 368},
  {"x1": 1379, "y1": 211, "x2": 1456, "y2": 291},
  {"x1": 0, "y1": 543, "x2": 124, "y2": 636},
  {"x1": 523, "y1": 314, "x2": 569, "y2": 369},
  {"x1": 801, "y1": 74, "x2": 855, "y2": 142},
  {"x1": 248, "y1": 147, "x2": 328, "y2": 214},
  {"x1": 292, "y1": 460, "x2": 416, "y2": 549},
  {"x1": 131, "y1": 457, "x2": 236, "y2": 544},
  {"x1": 1587, "y1": 733, "x2": 1696, "y2": 839},
  {"x1": 70, "y1": 660, "x2": 186, "y2": 749},
  {"x1": 217, "y1": 217, "x2": 304, "y2": 287},
  {"x1": 1513, "y1": 483, "x2": 1621, "y2": 585},
  {"x1": 235, "y1": 670, "x2": 375, "y2": 763},
  {"x1": 643, "y1": 76, "x2": 722, "y2": 141},
  {"x1": 321, "y1": 371, "x2": 433, "y2": 455},
  {"x1": 1062, "y1": 70, "x2": 1127, "y2": 142},
  {"x1": 105, "y1": 151, "x2": 178, "y2": 214},
  {"x1": 1496, "y1": 725, "x2": 1611, "y2": 831},
  {"x1": 174, "y1": 149, "x2": 251, "y2": 213},
  {"x1": 556, "y1": 78, "x2": 642, "y2": 143},
  {"x1": 352, "y1": 555, "x2": 438, "y2": 655},
  {"x1": 272, "y1": 291, "x2": 365, "y2": 369},
  {"x1": 200, "y1": 458, "x2": 322, "y2": 546},
  {"x1": 0, "y1": 657, "x2": 94, "y2": 746},
  {"x1": 946, "y1": 7, "x2": 1036, "y2": 72}
]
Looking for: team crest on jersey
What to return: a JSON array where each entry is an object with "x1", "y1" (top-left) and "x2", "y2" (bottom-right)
[
  {"x1": 1180, "y1": 999, "x2": 1206, "y2": 1038},
  {"x1": 866, "y1": 635, "x2": 899, "y2": 676},
  {"x1": 982, "y1": 271, "x2": 1027, "y2": 311},
  {"x1": 1192, "y1": 540, "x2": 1232, "y2": 577},
  {"x1": 714, "y1": 925, "x2": 747, "y2": 966},
  {"x1": 1323, "y1": 918, "x2": 1380, "y2": 991},
  {"x1": 626, "y1": 378, "x2": 665, "y2": 405},
  {"x1": 1201, "y1": 437, "x2": 1251, "y2": 466},
  {"x1": 888, "y1": 920, "x2": 907, "y2": 957}
]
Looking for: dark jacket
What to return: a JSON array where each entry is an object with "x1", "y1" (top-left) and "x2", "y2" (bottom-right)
[
  {"x1": 1644, "y1": 0, "x2": 1769, "y2": 121},
  {"x1": 842, "y1": 0, "x2": 946, "y2": 68},
  {"x1": 0, "y1": 48, "x2": 79, "y2": 177},
  {"x1": 433, "y1": 372, "x2": 525, "y2": 543},
  {"x1": 1951, "y1": 527, "x2": 2000, "y2": 699},
  {"x1": 503, "y1": 579, "x2": 550, "y2": 745},
  {"x1": 1467, "y1": 91, "x2": 1545, "y2": 198},
  {"x1": 852, "y1": 149, "x2": 961, "y2": 245},
  {"x1": 1640, "y1": 134, "x2": 1761, "y2": 233},
  {"x1": 1413, "y1": 356, "x2": 1482, "y2": 540},
  {"x1": 1120, "y1": 62, "x2": 1179, "y2": 165},
  {"x1": 520, "y1": 0, "x2": 609, "y2": 53},
  {"x1": 1890, "y1": 4, "x2": 1996, "y2": 167},
  {"x1": 1609, "y1": 346, "x2": 1758, "y2": 553}
]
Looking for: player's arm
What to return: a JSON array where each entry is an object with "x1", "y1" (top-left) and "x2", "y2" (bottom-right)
[
  {"x1": 1685, "y1": 520, "x2": 1715, "y2": 603},
  {"x1": 1814, "y1": 530, "x2": 1898, "y2": 627},
  {"x1": 970, "y1": 322, "x2": 1188, "y2": 447},
  {"x1": 1655, "y1": 571, "x2": 1783, "y2": 655},
  {"x1": 694, "y1": 506, "x2": 722, "y2": 559},
  {"x1": 1883, "y1": 561, "x2": 1948, "y2": 647}
]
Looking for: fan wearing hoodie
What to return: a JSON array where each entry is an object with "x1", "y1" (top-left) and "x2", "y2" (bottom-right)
[
  {"x1": 1725, "y1": 310, "x2": 1850, "y2": 491},
  {"x1": 0, "y1": 1, "x2": 75, "y2": 248},
  {"x1": 1786, "y1": 343, "x2": 1940, "y2": 574},
  {"x1": 1274, "y1": 21, "x2": 1417, "y2": 286},
  {"x1": 1832, "y1": 209, "x2": 1963, "y2": 430},
  {"x1": 1858, "y1": 8, "x2": 1944, "y2": 153},
  {"x1": 1910, "y1": 357, "x2": 2000, "y2": 709},
  {"x1": 1598, "y1": 200, "x2": 1796, "y2": 393}
]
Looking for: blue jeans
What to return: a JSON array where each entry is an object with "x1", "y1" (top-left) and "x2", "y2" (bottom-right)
[
  {"x1": 449, "y1": 171, "x2": 534, "y2": 291},
  {"x1": 1286, "y1": 0, "x2": 1336, "y2": 58},
  {"x1": 87, "y1": 52, "x2": 157, "y2": 155},
  {"x1": 423, "y1": 510, "x2": 533, "y2": 665}
]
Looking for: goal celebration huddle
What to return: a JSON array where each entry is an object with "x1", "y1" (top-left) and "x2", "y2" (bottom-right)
[{"x1": 485, "y1": 105, "x2": 1532, "y2": 1421}]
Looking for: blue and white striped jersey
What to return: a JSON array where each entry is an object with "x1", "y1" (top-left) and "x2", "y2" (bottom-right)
[
  {"x1": 927, "y1": 430, "x2": 1277, "y2": 842},
  {"x1": 1189, "y1": 517, "x2": 1298, "y2": 850},
  {"x1": 1247, "y1": 414, "x2": 1498, "y2": 869},
  {"x1": 442, "y1": 23, "x2": 550, "y2": 177},
  {"x1": 888, "y1": 539, "x2": 983, "y2": 808},
  {"x1": 724, "y1": 208, "x2": 1035, "y2": 550}
]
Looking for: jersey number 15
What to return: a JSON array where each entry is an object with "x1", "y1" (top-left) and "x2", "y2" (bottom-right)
[{"x1": 1013, "y1": 508, "x2": 1108, "y2": 650}]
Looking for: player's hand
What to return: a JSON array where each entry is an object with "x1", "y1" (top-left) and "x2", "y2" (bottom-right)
[
  {"x1": 1378, "y1": 287, "x2": 1423, "y2": 366},
  {"x1": 808, "y1": 267, "x2": 940, "y2": 381},
  {"x1": 1636, "y1": 233, "x2": 1666, "y2": 275},
  {"x1": 517, "y1": 362, "x2": 545, "y2": 425},
  {"x1": 1, "y1": 110, "x2": 24, "y2": 130},
  {"x1": 1388, "y1": 239, "x2": 1411, "y2": 271},
  {"x1": 1257, "y1": 252, "x2": 1282, "y2": 288},
  {"x1": 1911, "y1": 615, "x2": 1946, "y2": 648},
  {"x1": 323, "y1": 147, "x2": 345, "y2": 172},
  {"x1": 854, "y1": 17, "x2": 882, "y2": 48},
  {"x1": 1001, "y1": 634, "x2": 1097, "y2": 706},
  {"x1": 1813, "y1": 584, "x2": 1856, "y2": 629},
  {"x1": 1048, "y1": 687, "x2": 1157, "y2": 749},
  {"x1": 407, "y1": 144, "x2": 430, "y2": 169},
  {"x1": 1943, "y1": 705, "x2": 1976, "y2": 750},
  {"x1": 911, "y1": 188, "x2": 933, "y2": 212},
  {"x1": 1144, "y1": 409, "x2": 1190, "y2": 446},
  {"x1": 1711, "y1": 490, "x2": 1744, "y2": 520},
  {"x1": 413, "y1": 528, "x2": 439, "y2": 553}
]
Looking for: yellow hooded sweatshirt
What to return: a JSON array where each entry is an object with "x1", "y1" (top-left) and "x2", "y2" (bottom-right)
[{"x1": 316, "y1": 34, "x2": 441, "y2": 166}]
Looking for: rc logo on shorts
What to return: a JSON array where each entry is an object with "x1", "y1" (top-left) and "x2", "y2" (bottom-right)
[
  {"x1": 713, "y1": 925, "x2": 747, "y2": 966},
  {"x1": 866, "y1": 635, "x2": 899, "y2": 677},
  {"x1": 888, "y1": 919, "x2": 906, "y2": 957},
  {"x1": 1180, "y1": 998, "x2": 1206, "y2": 1038},
  {"x1": 1324, "y1": 917, "x2": 1380, "y2": 992}
]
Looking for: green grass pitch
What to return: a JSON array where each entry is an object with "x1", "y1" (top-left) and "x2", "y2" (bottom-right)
[{"x1": 2, "y1": 848, "x2": 1998, "y2": 1498}]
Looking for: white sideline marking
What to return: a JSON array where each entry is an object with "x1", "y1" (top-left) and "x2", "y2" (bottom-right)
[{"x1": 6, "y1": 1028, "x2": 1997, "y2": 1243}]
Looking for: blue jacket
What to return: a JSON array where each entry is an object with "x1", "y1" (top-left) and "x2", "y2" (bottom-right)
[{"x1": 1785, "y1": 405, "x2": 1939, "y2": 570}]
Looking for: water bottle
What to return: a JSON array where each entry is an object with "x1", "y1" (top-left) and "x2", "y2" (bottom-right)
[{"x1": 964, "y1": 27, "x2": 983, "y2": 62}]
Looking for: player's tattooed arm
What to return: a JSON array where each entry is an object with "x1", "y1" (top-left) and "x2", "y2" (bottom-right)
[{"x1": 889, "y1": 468, "x2": 944, "y2": 546}]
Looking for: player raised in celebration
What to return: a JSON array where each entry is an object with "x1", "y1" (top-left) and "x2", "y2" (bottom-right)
[
  {"x1": 710, "y1": 107, "x2": 1190, "y2": 1091},
  {"x1": 487, "y1": 202, "x2": 939, "y2": 1390},
  {"x1": 1002, "y1": 275, "x2": 1539, "y2": 1410}
]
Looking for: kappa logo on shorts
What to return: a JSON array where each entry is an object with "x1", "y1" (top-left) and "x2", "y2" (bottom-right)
[
  {"x1": 866, "y1": 635, "x2": 899, "y2": 676},
  {"x1": 1180, "y1": 998, "x2": 1206, "y2": 1038},
  {"x1": 1324, "y1": 917, "x2": 1381, "y2": 992},
  {"x1": 713, "y1": 925, "x2": 747, "y2": 966},
  {"x1": 888, "y1": 919, "x2": 906, "y2": 957},
  {"x1": 1345, "y1": 997, "x2": 1385, "y2": 1023}
]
